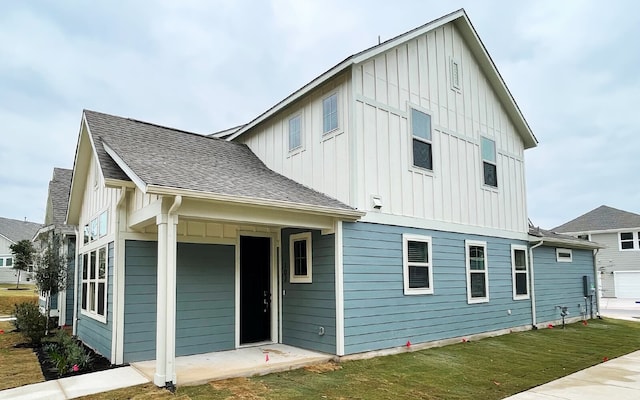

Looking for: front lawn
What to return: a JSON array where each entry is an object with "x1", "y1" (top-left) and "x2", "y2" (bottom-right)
[
  {"x1": 0, "y1": 283, "x2": 38, "y2": 315},
  {"x1": 0, "y1": 321, "x2": 44, "y2": 390},
  {"x1": 80, "y1": 318, "x2": 640, "y2": 400}
]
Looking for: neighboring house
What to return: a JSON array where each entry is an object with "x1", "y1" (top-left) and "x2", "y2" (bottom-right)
[
  {"x1": 554, "y1": 205, "x2": 640, "y2": 299},
  {"x1": 62, "y1": 9, "x2": 600, "y2": 387},
  {"x1": 33, "y1": 168, "x2": 77, "y2": 327},
  {"x1": 0, "y1": 217, "x2": 42, "y2": 284}
]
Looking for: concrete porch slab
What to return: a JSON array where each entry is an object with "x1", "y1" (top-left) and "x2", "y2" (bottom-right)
[{"x1": 131, "y1": 343, "x2": 333, "y2": 386}]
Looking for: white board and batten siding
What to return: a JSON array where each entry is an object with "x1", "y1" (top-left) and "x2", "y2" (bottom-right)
[
  {"x1": 240, "y1": 73, "x2": 352, "y2": 206},
  {"x1": 353, "y1": 23, "x2": 528, "y2": 234}
]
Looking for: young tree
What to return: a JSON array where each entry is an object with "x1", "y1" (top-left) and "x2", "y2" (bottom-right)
[
  {"x1": 9, "y1": 239, "x2": 36, "y2": 289},
  {"x1": 35, "y1": 233, "x2": 67, "y2": 334}
]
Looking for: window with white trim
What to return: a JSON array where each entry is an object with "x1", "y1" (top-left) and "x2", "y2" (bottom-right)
[
  {"x1": 466, "y1": 240, "x2": 488, "y2": 303},
  {"x1": 556, "y1": 248, "x2": 573, "y2": 263},
  {"x1": 481, "y1": 137, "x2": 497, "y2": 187},
  {"x1": 83, "y1": 211, "x2": 108, "y2": 245},
  {"x1": 81, "y1": 246, "x2": 107, "y2": 319},
  {"x1": 403, "y1": 234, "x2": 433, "y2": 295},
  {"x1": 411, "y1": 108, "x2": 433, "y2": 170},
  {"x1": 322, "y1": 93, "x2": 338, "y2": 134},
  {"x1": 288, "y1": 114, "x2": 302, "y2": 151},
  {"x1": 619, "y1": 232, "x2": 640, "y2": 251},
  {"x1": 0, "y1": 256, "x2": 13, "y2": 267},
  {"x1": 511, "y1": 245, "x2": 529, "y2": 300},
  {"x1": 289, "y1": 232, "x2": 312, "y2": 283},
  {"x1": 577, "y1": 234, "x2": 590, "y2": 241}
]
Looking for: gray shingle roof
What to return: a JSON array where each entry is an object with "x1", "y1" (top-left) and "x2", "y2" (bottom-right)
[
  {"x1": 529, "y1": 225, "x2": 602, "y2": 249},
  {"x1": 553, "y1": 205, "x2": 640, "y2": 233},
  {"x1": 48, "y1": 168, "x2": 72, "y2": 226},
  {"x1": 83, "y1": 110, "x2": 354, "y2": 212},
  {"x1": 0, "y1": 217, "x2": 42, "y2": 243}
]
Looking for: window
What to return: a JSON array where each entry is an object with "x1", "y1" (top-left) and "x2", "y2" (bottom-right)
[
  {"x1": 577, "y1": 234, "x2": 590, "y2": 241},
  {"x1": 90, "y1": 218, "x2": 98, "y2": 241},
  {"x1": 83, "y1": 224, "x2": 89, "y2": 245},
  {"x1": 511, "y1": 245, "x2": 529, "y2": 300},
  {"x1": 84, "y1": 211, "x2": 108, "y2": 245},
  {"x1": 466, "y1": 240, "x2": 488, "y2": 303},
  {"x1": 99, "y1": 211, "x2": 108, "y2": 237},
  {"x1": 481, "y1": 137, "x2": 497, "y2": 187},
  {"x1": 0, "y1": 258, "x2": 3, "y2": 267},
  {"x1": 81, "y1": 246, "x2": 107, "y2": 320},
  {"x1": 619, "y1": 232, "x2": 638, "y2": 251},
  {"x1": 289, "y1": 232, "x2": 312, "y2": 283},
  {"x1": 288, "y1": 114, "x2": 302, "y2": 151},
  {"x1": 450, "y1": 58, "x2": 461, "y2": 91},
  {"x1": 556, "y1": 248, "x2": 573, "y2": 263},
  {"x1": 403, "y1": 234, "x2": 433, "y2": 295},
  {"x1": 322, "y1": 93, "x2": 338, "y2": 134},
  {"x1": 411, "y1": 108, "x2": 433, "y2": 170}
]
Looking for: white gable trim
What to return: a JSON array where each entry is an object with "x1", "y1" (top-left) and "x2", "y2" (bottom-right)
[{"x1": 102, "y1": 142, "x2": 148, "y2": 194}]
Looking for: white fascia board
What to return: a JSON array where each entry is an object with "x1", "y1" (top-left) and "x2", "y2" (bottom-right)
[
  {"x1": 559, "y1": 227, "x2": 640, "y2": 235},
  {"x1": 147, "y1": 185, "x2": 365, "y2": 220},
  {"x1": 0, "y1": 232, "x2": 15, "y2": 245},
  {"x1": 527, "y1": 236, "x2": 605, "y2": 250},
  {"x1": 104, "y1": 178, "x2": 136, "y2": 189},
  {"x1": 67, "y1": 115, "x2": 92, "y2": 225},
  {"x1": 102, "y1": 142, "x2": 148, "y2": 194}
]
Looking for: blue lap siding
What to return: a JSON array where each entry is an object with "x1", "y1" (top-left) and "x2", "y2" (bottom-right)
[
  {"x1": 123, "y1": 240, "x2": 235, "y2": 363},
  {"x1": 533, "y1": 246, "x2": 595, "y2": 324},
  {"x1": 64, "y1": 236, "x2": 76, "y2": 326},
  {"x1": 281, "y1": 229, "x2": 336, "y2": 354},
  {"x1": 76, "y1": 241, "x2": 113, "y2": 360},
  {"x1": 342, "y1": 222, "x2": 532, "y2": 355}
]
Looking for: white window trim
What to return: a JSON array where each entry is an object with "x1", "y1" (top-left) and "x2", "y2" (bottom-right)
[
  {"x1": 465, "y1": 240, "x2": 489, "y2": 304},
  {"x1": 481, "y1": 136, "x2": 498, "y2": 189},
  {"x1": 322, "y1": 92, "x2": 340, "y2": 136},
  {"x1": 82, "y1": 209, "x2": 109, "y2": 246},
  {"x1": 289, "y1": 232, "x2": 312, "y2": 283},
  {"x1": 450, "y1": 57, "x2": 462, "y2": 92},
  {"x1": 511, "y1": 244, "x2": 530, "y2": 300},
  {"x1": 403, "y1": 234, "x2": 434, "y2": 295},
  {"x1": 409, "y1": 104, "x2": 434, "y2": 174},
  {"x1": 80, "y1": 246, "x2": 108, "y2": 323},
  {"x1": 556, "y1": 248, "x2": 573, "y2": 263},
  {"x1": 287, "y1": 112, "x2": 303, "y2": 154},
  {"x1": 618, "y1": 231, "x2": 639, "y2": 251}
]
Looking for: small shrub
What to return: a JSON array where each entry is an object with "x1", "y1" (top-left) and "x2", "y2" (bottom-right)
[
  {"x1": 12, "y1": 302, "x2": 46, "y2": 344},
  {"x1": 44, "y1": 330, "x2": 93, "y2": 376}
]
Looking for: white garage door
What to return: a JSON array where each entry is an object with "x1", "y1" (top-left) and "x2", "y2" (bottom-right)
[{"x1": 614, "y1": 271, "x2": 640, "y2": 299}]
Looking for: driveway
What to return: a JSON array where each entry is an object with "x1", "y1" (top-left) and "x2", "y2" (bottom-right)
[{"x1": 600, "y1": 298, "x2": 640, "y2": 321}]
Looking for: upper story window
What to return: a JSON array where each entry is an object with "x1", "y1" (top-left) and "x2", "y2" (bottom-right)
[
  {"x1": 619, "y1": 232, "x2": 640, "y2": 251},
  {"x1": 577, "y1": 234, "x2": 590, "y2": 241},
  {"x1": 481, "y1": 137, "x2": 497, "y2": 187},
  {"x1": 84, "y1": 210, "x2": 108, "y2": 246},
  {"x1": 403, "y1": 234, "x2": 433, "y2": 295},
  {"x1": 411, "y1": 108, "x2": 433, "y2": 170},
  {"x1": 290, "y1": 232, "x2": 312, "y2": 283},
  {"x1": 556, "y1": 248, "x2": 573, "y2": 263},
  {"x1": 322, "y1": 93, "x2": 338, "y2": 134},
  {"x1": 81, "y1": 246, "x2": 107, "y2": 321},
  {"x1": 288, "y1": 114, "x2": 302, "y2": 152},
  {"x1": 466, "y1": 240, "x2": 489, "y2": 304}
]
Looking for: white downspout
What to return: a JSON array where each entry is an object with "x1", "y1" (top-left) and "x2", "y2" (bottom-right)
[
  {"x1": 529, "y1": 240, "x2": 544, "y2": 328},
  {"x1": 72, "y1": 226, "x2": 80, "y2": 336},
  {"x1": 154, "y1": 210, "x2": 168, "y2": 387},
  {"x1": 165, "y1": 195, "x2": 181, "y2": 386},
  {"x1": 113, "y1": 187, "x2": 127, "y2": 364},
  {"x1": 593, "y1": 248, "x2": 600, "y2": 317}
]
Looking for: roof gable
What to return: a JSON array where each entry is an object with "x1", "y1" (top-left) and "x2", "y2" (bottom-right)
[
  {"x1": 46, "y1": 168, "x2": 73, "y2": 226},
  {"x1": 81, "y1": 110, "x2": 357, "y2": 214},
  {"x1": 553, "y1": 205, "x2": 640, "y2": 233},
  {"x1": 0, "y1": 217, "x2": 42, "y2": 243},
  {"x1": 227, "y1": 9, "x2": 537, "y2": 149}
]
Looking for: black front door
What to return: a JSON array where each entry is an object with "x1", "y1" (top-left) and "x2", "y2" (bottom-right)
[{"x1": 240, "y1": 236, "x2": 271, "y2": 344}]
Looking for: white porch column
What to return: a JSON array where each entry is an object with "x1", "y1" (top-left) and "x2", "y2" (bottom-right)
[
  {"x1": 154, "y1": 214, "x2": 168, "y2": 386},
  {"x1": 165, "y1": 212, "x2": 178, "y2": 384}
]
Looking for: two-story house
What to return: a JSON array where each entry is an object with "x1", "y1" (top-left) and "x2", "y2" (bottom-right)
[
  {"x1": 63, "y1": 9, "x2": 600, "y2": 388},
  {"x1": 0, "y1": 217, "x2": 42, "y2": 284},
  {"x1": 554, "y1": 205, "x2": 640, "y2": 299}
]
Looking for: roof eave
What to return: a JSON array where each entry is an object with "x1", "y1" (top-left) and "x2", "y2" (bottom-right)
[
  {"x1": 147, "y1": 184, "x2": 365, "y2": 221},
  {"x1": 528, "y1": 235, "x2": 604, "y2": 250}
]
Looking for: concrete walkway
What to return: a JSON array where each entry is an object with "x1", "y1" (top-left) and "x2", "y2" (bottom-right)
[
  {"x1": 0, "y1": 366, "x2": 149, "y2": 400},
  {"x1": 505, "y1": 350, "x2": 640, "y2": 399}
]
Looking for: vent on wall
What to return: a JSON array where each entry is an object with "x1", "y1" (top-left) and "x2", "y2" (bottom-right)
[
  {"x1": 371, "y1": 195, "x2": 383, "y2": 210},
  {"x1": 450, "y1": 58, "x2": 461, "y2": 91}
]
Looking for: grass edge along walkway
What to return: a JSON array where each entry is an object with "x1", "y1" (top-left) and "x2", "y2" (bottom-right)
[{"x1": 79, "y1": 318, "x2": 640, "y2": 400}]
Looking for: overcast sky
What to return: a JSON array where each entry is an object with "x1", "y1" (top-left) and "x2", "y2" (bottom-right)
[{"x1": 1, "y1": 0, "x2": 638, "y2": 229}]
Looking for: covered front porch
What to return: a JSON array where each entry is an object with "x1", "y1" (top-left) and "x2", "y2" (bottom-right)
[{"x1": 131, "y1": 343, "x2": 333, "y2": 386}]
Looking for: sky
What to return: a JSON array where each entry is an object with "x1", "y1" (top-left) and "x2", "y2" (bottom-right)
[{"x1": 1, "y1": 0, "x2": 639, "y2": 229}]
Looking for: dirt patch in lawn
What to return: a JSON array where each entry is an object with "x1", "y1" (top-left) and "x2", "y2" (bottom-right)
[
  {"x1": 0, "y1": 321, "x2": 43, "y2": 390},
  {"x1": 210, "y1": 377, "x2": 269, "y2": 399},
  {"x1": 304, "y1": 362, "x2": 343, "y2": 373}
]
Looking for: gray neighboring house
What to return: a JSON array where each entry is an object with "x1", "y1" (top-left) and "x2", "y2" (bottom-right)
[
  {"x1": 33, "y1": 168, "x2": 77, "y2": 327},
  {"x1": 0, "y1": 217, "x2": 42, "y2": 284},
  {"x1": 553, "y1": 205, "x2": 640, "y2": 299}
]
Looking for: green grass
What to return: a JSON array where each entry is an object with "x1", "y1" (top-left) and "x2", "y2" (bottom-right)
[
  {"x1": 79, "y1": 318, "x2": 640, "y2": 400},
  {"x1": 0, "y1": 283, "x2": 38, "y2": 315}
]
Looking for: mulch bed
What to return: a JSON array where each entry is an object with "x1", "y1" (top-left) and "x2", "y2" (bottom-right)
[{"x1": 15, "y1": 334, "x2": 118, "y2": 380}]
